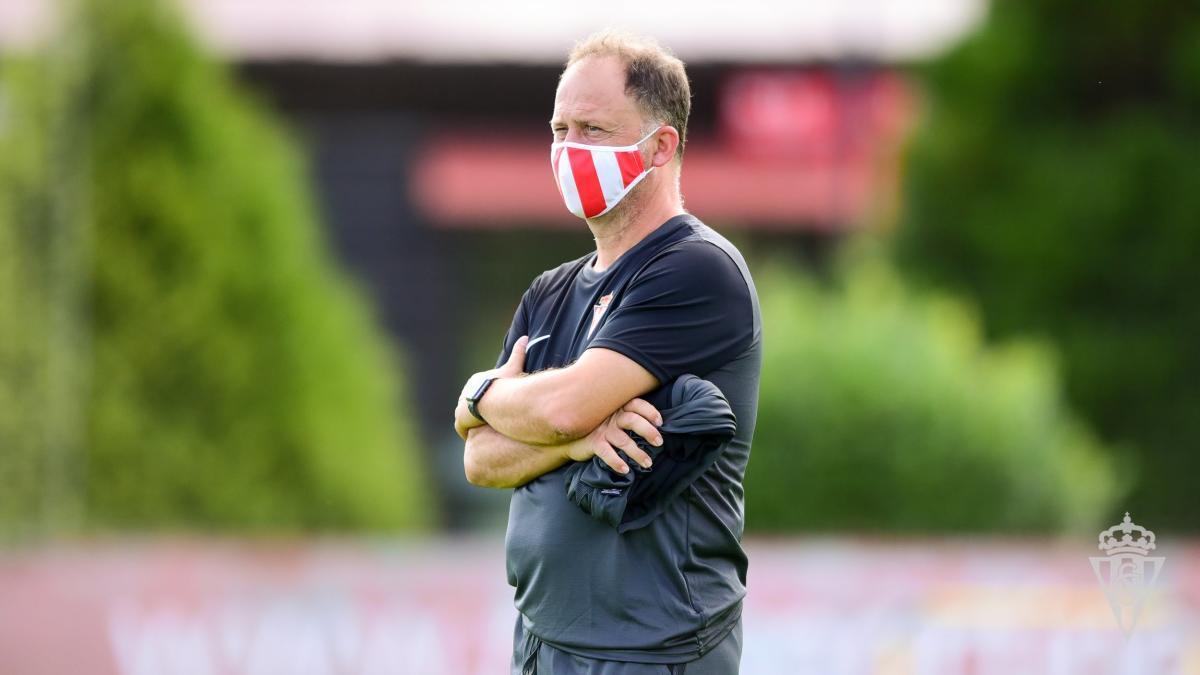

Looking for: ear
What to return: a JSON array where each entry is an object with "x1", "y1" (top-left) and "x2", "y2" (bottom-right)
[{"x1": 647, "y1": 126, "x2": 680, "y2": 168}]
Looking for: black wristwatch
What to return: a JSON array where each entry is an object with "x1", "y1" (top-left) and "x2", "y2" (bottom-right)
[{"x1": 465, "y1": 375, "x2": 499, "y2": 424}]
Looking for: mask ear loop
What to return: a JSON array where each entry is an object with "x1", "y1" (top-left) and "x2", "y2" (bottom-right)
[
  {"x1": 635, "y1": 124, "x2": 670, "y2": 173},
  {"x1": 635, "y1": 125, "x2": 663, "y2": 145}
]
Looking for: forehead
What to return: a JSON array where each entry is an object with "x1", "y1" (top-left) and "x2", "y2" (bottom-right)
[{"x1": 552, "y1": 55, "x2": 641, "y2": 123}]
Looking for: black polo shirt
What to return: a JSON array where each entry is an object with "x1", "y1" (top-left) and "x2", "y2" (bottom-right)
[{"x1": 491, "y1": 213, "x2": 763, "y2": 663}]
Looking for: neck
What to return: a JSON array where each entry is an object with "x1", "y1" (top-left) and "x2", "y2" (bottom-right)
[{"x1": 587, "y1": 173, "x2": 684, "y2": 272}]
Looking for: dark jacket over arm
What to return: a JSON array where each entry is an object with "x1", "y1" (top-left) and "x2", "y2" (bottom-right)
[{"x1": 563, "y1": 374, "x2": 737, "y2": 533}]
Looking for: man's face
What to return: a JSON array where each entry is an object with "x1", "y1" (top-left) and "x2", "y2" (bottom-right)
[
  {"x1": 551, "y1": 55, "x2": 647, "y2": 150},
  {"x1": 551, "y1": 55, "x2": 660, "y2": 221}
]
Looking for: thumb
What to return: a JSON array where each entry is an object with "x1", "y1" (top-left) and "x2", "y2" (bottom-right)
[{"x1": 507, "y1": 335, "x2": 529, "y2": 370}]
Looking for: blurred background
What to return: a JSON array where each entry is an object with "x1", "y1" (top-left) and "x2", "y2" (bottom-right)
[{"x1": 0, "y1": 0, "x2": 1198, "y2": 672}]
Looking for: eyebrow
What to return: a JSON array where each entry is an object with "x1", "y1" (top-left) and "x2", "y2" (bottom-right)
[{"x1": 549, "y1": 119, "x2": 608, "y2": 129}]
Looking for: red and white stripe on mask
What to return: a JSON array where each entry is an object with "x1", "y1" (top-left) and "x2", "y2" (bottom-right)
[{"x1": 550, "y1": 128, "x2": 658, "y2": 219}]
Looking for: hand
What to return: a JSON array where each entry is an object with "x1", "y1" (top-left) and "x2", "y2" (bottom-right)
[
  {"x1": 454, "y1": 335, "x2": 530, "y2": 439},
  {"x1": 454, "y1": 397, "x2": 481, "y2": 440},
  {"x1": 563, "y1": 398, "x2": 664, "y2": 475}
]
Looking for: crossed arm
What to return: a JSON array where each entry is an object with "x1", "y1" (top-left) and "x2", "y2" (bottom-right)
[
  {"x1": 462, "y1": 401, "x2": 661, "y2": 488},
  {"x1": 455, "y1": 337, "x2": 664, "y2": 488}
]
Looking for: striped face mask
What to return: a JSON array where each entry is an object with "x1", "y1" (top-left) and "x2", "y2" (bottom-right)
[{"x1": 550, "y1": 128, "x2": 659, "y2": 219}]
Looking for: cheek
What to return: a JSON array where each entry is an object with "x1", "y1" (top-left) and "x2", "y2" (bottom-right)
[
  {"x1": 641, "y1": 146, "x2": 656, "y2": 170},
  {"x1": 643, "y1": 145, "x2": 662, "y2": 170}
]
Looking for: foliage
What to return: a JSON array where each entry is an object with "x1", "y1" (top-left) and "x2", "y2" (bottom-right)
[
  {"x1": 745, "y1": 251, "x2": 1121, "y2": 533},
  {"x1": 892, "y1": 0, "x2": 1200, "y2": 528},
  {"x1": 0, "y1": 0, "x2": 428, "y2": 535}
]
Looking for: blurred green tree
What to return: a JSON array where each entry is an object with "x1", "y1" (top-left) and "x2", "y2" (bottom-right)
[
  {"x1": 746, "y1": 251, "x2": 1121, "y2": 533},
  {"x1": 893, "y1": 0, "x2": 1200, "y2": 528},
  {"x1": 0, "y1": 0, "x2": 428, "y2": 535}
]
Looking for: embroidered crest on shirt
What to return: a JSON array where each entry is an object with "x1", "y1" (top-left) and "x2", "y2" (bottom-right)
[{"x1": 587, "y1": 292, "x2": 614, "y2": 338}]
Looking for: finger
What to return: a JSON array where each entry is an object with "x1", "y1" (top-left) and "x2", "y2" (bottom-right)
[
  {"x1": 622, "y1": 398, "x2": 663, "y2": 426},
  {"x1": 593, "y1": 443, "x2": 630, "y2": 475},
  {"x1": 507, "y1": 335, "x2": 529, "y2": 372},
  {"x1": 606, "y1": 426, "x2": 653, "y2": 470},
  {"x1": 615, "y1": 411, "x2": 663, "y2": 447}
]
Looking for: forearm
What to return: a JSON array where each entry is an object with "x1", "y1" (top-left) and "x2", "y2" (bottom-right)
[
  {"x1": 463, "y1": 424, "x2": 572, "y2": 489},
  {"x1": 476, "y1": 369, "x2": 584, "y2": 446}
]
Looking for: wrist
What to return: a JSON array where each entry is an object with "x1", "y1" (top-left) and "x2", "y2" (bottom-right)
[
  {"x1": 466, "y1": 374, "x2": 499, "y2": 424},
  {"x1": 468, "y1": 395, "x2": 487, "y2": 424},
  {"x1": 560, "y1": 433, "x2": 590, "y2": 463}
]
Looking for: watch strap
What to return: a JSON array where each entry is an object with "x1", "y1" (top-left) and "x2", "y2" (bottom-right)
[{"x1": 466, "y1": 376, "x2": 497, "y2": 424}]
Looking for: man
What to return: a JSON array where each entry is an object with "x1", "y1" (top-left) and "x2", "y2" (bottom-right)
[{"x1": 453, "y1": 31, "x2": 762, "y2": 674}]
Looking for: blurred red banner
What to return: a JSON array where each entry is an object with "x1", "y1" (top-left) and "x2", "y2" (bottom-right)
[
  {"x1": 1, "y1": 538, "x2": 1198, "y2": 674},
  {"x1": 411, "y1": 70, "x2": 914, "y2": 231}
]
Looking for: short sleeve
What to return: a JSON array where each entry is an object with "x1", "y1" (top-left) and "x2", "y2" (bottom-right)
[
  {"x1": 494, "y1": 276, "x2": 539, "y2": 368},
  {"x1": 587, "y1": 242, "x2": 754, "y2": 384}
]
